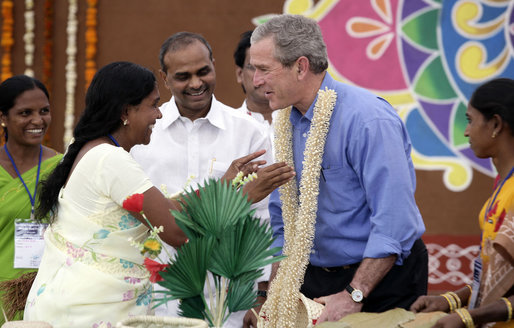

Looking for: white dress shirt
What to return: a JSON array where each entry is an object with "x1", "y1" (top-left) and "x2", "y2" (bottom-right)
[
  {"x1": 236, "y1": 101, "x2": 277, "y2": 159},
  {"x1": 131, "y1": 96, "x2": 273, "y2": 327}
]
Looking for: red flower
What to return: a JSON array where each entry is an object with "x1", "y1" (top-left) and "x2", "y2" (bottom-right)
[
  {"x1": 123, "y1": 193, "x2": 144, "y2": 213},
  {"x1": 195, "y1": 189, "x2": 200, "y2": 197},
  {"x1": 144, "y1": 257, "x2": 168, "y2": 283}
]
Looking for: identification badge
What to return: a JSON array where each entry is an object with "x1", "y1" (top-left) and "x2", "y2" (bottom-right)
[
  {"x1": 14, "y1": 219, "x2": 48, "y2": 269},
  {"x1": 468, "y1": 257, "x2": 482, "y2": 309}
]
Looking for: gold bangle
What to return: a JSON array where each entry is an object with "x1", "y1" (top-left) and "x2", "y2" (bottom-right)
[
  {"x1": 441, "y1": 293, "x2": 456, "y2": 313},
  {"x1": 455, "y1": 308, "x2": 475, "y2": 328},
  {"x1": 447, "y1": 291, "x2": 462, "y2": 309},
  {"x1": 501, "y1": 297, "x2": 512, "y2": 322}
]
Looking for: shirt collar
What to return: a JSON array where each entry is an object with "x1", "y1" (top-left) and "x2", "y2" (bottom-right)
[
  {"x1": 290, "y1": 72, "x2": 334, "y2": 126},
  {"x1": 160, "y1": 95, "x2": 226, "y2": 130},
  {"x1": 204, "y1": 95, "x2": 226, "y2": 130}
]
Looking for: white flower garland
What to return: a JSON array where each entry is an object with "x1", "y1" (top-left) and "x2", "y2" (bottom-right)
[
  {"x1": 260, "y1": 87, "x2": 337, "y2": 328},
  {"x1": 23, "y1": 0, "x2": 35, "y2": 77},
  {"x1": 63, "y1": 0, "x2": 78, "y2": 146}
]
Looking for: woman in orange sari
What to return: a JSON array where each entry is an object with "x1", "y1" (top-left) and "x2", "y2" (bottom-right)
[{"x1": 411, "y1": 78, "x2": 514, "y2": 327}]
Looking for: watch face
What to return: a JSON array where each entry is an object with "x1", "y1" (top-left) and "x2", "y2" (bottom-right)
[{"x1": 351, "y1": 290, "x2": 364, "y2": 302}]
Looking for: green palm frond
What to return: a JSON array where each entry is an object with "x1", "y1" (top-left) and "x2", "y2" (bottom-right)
[
  {"x1": 227, "y1": 279, "x2": 257, "y2": 313},
  {"x1": 209, "y1": 216, "x2": 283, "y2": 280},
  {"x1": 157, "y1": 236, "x2": 214, "y2": 299},
  {"x1": 178, "y1": 295, "x2": 207, "y2": 321},
  {"x1": 171, "y1": 179, "x2": 255, "y2": 238},
  {"x1": 161, "y1": 178, "x2": 284, "y2": 326},
  {"x1": 228, "y1": 270, "x2": 264, "y2": 286}
]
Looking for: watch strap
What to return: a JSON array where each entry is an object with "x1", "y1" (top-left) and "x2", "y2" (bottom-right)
[
  {"x1": 345, "y1": 284, "x2": 366, "y2": 303},
  {"x1": 257, "y1": 290, "x2": 267, "y2": 298}
]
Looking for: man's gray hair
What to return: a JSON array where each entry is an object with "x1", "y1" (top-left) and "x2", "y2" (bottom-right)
[{"x1": 251, "y1": 14, "x2": 328, "y2": 74}]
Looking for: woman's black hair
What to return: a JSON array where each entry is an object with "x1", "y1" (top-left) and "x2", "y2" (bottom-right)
[
  {"x1": 470, "y1": 78, "x2": 514, "y2": 135},
  {"x1": 0, "y1": 75, "x2": 50, "y2": 141},
  {"x1": 36, "y1": 61, "x2": 156, "y2": 222}
]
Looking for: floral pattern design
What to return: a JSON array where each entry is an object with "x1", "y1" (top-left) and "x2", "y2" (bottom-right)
[
  {"x1": 119, "y1": 214, "x2": 140, "y2": 230},
  {"x1": 135, "y1": 287, "x2": 152, "y2": 306}
]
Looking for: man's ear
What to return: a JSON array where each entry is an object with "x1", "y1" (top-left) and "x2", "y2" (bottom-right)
[
  {"x1": 296, "y1": 56, "x2": 309, "y2": 79},
  {"x1": 159, "y1": 70, "x2": 170, "y2": 90},
  {"x1": 235, "y1": 67, "x2": 243, "y2": 84}
]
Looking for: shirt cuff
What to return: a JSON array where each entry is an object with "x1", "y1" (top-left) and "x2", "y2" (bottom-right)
[{"x1": 363, "y1": 234, "x2": 405, "y2": 265}]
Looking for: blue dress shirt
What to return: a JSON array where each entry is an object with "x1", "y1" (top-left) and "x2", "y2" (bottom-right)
[{"x1": 269, "y1": 73, "x2": 425, "y2": 267}]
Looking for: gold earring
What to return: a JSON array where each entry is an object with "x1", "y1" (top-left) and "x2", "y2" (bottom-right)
[
  {"x1": 123, "y1": 119, "x2": 128, "y2": 126},
  {"x1": 492, "y1": 131, "x2": 497, "y2": 138},
  {"x1": 1, "y1": 122, "x2": 5, "y2": 127}
]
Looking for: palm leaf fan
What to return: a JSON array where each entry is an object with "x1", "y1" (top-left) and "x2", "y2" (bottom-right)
[
  {"x1": 156, "y1": 236, "x2": 215, "y2": 304},
  {"x1": 172, "y1": 179, "x2": 255, "y2": 239},
  {"x1": 209, "y1": 216, "x2": 283, "y2": 280}
]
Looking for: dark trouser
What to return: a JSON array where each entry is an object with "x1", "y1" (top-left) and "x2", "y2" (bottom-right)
[{"x1": 300, "y1": 238, "x2": 428, "y2": 312}]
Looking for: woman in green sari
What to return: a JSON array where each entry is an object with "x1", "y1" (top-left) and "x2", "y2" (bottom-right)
[{"x1": 0, "y1": 75, "x2": 62, "y2": 322}]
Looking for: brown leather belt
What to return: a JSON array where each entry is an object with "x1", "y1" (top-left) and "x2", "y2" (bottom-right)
[{"x1": 320, "y1": 262, "x2": 360, "y2": 273}]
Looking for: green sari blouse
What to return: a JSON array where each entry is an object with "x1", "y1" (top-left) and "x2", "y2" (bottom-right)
[{"x1": 0, "y1": 154, "x2": 62, "y2": 281}]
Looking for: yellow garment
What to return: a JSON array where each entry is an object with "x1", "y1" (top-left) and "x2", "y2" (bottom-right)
[{"x1": 478, "y1": 175, "x2": 514, "y2": 306}]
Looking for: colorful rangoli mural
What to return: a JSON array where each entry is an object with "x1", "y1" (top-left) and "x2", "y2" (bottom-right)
[{"x1": 254, "y1": 0, "x2": 514, "y2": 192}]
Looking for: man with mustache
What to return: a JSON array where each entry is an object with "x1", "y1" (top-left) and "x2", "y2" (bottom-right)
[{"x1": 131, "y1": 32, "x2": 293, "y2": 328}]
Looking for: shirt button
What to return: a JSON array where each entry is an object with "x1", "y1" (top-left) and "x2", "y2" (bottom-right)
[{"x1": 303, "y1": 133, "x2": 307, "y2": 138}]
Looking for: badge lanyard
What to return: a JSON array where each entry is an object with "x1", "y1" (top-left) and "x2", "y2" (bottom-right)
[
  {"x1": 108, "y1": 134, "x2": 120, "y2": 147},
  {"x1": 469, "y1": 166, "x2": 514, "y2": 309},
  {"x1": 4, "y1": 144, "x2": 42, "y2": 220}
]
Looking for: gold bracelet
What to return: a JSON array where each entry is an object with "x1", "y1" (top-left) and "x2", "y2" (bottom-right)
[
  {"x1": 447, "y1": 291, "x2": 462, "y2": 309},
  {"x1": 455, "y1": 308, "x2": 475, "y2": 328},
  {"x1": 441, "y1": 293, "x2": 456, "y2": 313},
  {"x1": 501, "y1": 297, "x2": 512, "y2": 322}
]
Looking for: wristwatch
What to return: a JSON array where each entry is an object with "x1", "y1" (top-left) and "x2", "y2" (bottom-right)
[{"x1": 345, "y1": 284, "x2": 365, "y2": 303}]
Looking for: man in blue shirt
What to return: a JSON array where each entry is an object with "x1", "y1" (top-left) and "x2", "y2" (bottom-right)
[{"x1": 249, "y1": 14, "x2": 428, "y2": 325}]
